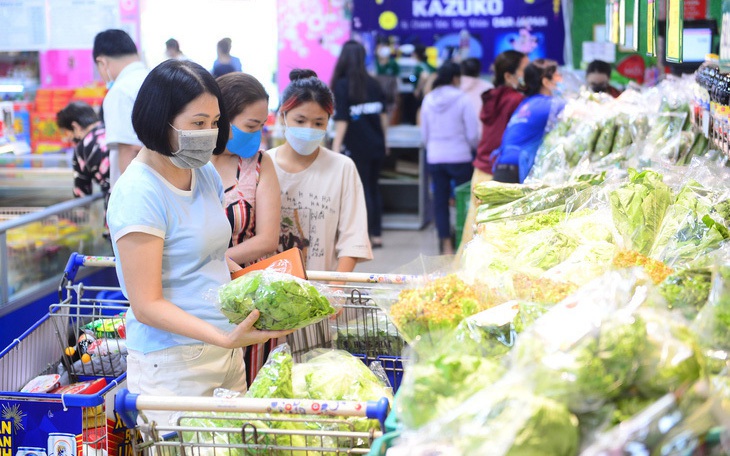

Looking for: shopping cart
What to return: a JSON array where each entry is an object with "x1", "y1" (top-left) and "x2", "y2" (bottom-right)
[
  {"x1": 115, "y1": 389, "x2": 390, "y2": 455},
  {"x1": 288, "y1": 271, "x2": 414, "y2": 392},
  {"x1": 0, "y1": 253, "x2": 130, "y2": 456}
]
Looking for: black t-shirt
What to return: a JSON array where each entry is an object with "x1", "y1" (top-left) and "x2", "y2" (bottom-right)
[{"x1": 333, "y1": 76, "x2": 387, "y2": 160}]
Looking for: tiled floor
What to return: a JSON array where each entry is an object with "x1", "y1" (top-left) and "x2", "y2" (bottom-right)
[{"x1": 357, "y1": 224, "x2": 440, "y2": 274}]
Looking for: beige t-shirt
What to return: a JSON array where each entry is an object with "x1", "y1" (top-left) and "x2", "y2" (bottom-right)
[{"x1": 268, "y1": 146, "x2": 373, "y2": 271}]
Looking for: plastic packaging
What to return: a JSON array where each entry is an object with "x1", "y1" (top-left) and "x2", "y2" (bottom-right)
[{"x1": 217, "y1": 269, "x2": 338, "y2": 330}]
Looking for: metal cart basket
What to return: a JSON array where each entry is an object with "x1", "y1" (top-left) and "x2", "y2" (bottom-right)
[
  {"x1": 0, "y1": 253, "x2": 130, "y2": 456},
  {"x1": 115, "y1": 389, "x2": 390, "y2": 455},
  {"x1": 288, "y1": 271, "x2": 414, "y2": 391}
]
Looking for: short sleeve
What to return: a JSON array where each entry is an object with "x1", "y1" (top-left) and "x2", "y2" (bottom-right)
[
  {"x1": 333, "y1": 79, "x2": 350, "y2": 122},
  {"x1": 103, "y1": 88, "x2": 142, "y2": 147},
  {"x1": 106, "y1": 173, "x2": 167, "y2": 243}
]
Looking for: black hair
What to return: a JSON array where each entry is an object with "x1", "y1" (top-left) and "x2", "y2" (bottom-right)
[
  {"x1": 586, "y1": 60, "x2": 612, "y2": 77},
  {"x1": 493, "y1": 50, "x2": 526, "y2": 87},
  {"x1": 414, "y1": 44, "x2": 428, "y2": 62},
  {"x1": 460, "y1": 58, "x2": 481, "y2": 78},
  {"x1": 431, "y1": 62, "x2": 461, "y2": 90},
  {"x1": 56, "y1": 101, "x2": 99, "y2": 131},
  {"x1": 166, "y1": 38, "x2": 180, "y2": 52},
  {"x1": 132, "y1": 60, "x2": 229, "y2": 156},
  {"x1": 331, "y1": 40, "x2": 369, "y2": 104},
  {"x1": 93, "y1": 29, "x2": 137, "y2": 60},
  {"x1": 217, "y1": 72, "x2": 269, "y2": 120},
  {"x1": 523, "y1": 59, "x2": 558, "y2": 97},
  {"x1": 280, "y1": 69, "x2": 334, "y2": 116},
  {"x1": 217, "y1": 38, "x2": 232, "y2": 55}
]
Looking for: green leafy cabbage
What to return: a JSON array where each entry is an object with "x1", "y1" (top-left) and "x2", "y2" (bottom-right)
[{"x1": 219, "y1": 270, "x2": 335, "y2": 330}]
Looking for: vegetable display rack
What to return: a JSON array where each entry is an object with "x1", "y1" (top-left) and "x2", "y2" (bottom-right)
[
  {"x1": 0, "y1": 253, "x2": 131, "y2": 456},
  {"x1": 115, "y1": 389, "x2": 390, "y2": 455},
  {"x1": 291, "y1": 271, "x2": 415, "y2": 392}
]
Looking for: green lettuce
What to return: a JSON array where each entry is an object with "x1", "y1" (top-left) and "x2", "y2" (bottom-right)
[
  {"x1": 610, "y1": 169, "x2": 674, "y2": 256},
  {"x1": 245, "y1": 344, "x2": 293, "y2": 399},
  {"x1": 219, "y1": 270, "x2": 335, "y2": 330},
  {"x1": 659, "y1": 268, "x2": 712, "y2": 320},
  {"x1": 472, "y1": 181, "x2": 546, "y2": 207}
]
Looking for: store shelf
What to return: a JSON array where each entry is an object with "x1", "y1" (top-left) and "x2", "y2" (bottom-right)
[{"x1": 381, "y1": 126, "x2": 431, "y2": 230}]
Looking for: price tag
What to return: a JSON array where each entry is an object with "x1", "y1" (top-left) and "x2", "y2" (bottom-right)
[
  {"x1": 647, "y1": 0, "x2": 657, "y2": 56},
  {"x1": 666, "y1": 0, "x2": 685, "y2": 63}
]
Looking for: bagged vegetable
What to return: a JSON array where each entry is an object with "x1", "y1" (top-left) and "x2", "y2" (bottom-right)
[
  {"x1": 394, "y1": 379, "x2": 580, "y2": 456},
  {"x1": 659, "y1": 267, "x2": 713, "y2": 320},
  {"x1": 610, "y1": 169, "x2": 674, "y2": 256},
  {"x1": 472, "y1": 181, "x2": 545, "y2": 207},
  {"x1": 245, "y1": 344, "x2": 293, "y2": 399},
  {"x1": 218, "y1": 270, "x2": 336, "y2": 330},
  {"x1": 381, "y1": 274, "x2": 495, "y2": 343},
  {"x1": 333, "y1": 311, "x2": 404, "y2": 359}
]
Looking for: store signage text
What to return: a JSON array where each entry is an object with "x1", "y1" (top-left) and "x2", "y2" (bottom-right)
[
  {"x1": 412, "y1": 0, "x2": 505, "y2": 17},
  {"x1": 0, "y1": 420, "x2": 12, "y2": 456}
]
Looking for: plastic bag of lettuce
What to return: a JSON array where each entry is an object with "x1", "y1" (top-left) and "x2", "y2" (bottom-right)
[
  {"x1": 218, "y1": 270, "x2": 336, "y2": 330},
  {"x1": 181, "y1": 345, "x2": 391, "y2": 454}
]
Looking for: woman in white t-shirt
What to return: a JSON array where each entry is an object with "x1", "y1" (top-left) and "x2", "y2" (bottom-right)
[
  {"x1": 267, "y1": 69, "x2": 372, "y2": 272},
  {"x1": 106, "y1": 60, "x2": 291, "y2": 424}
]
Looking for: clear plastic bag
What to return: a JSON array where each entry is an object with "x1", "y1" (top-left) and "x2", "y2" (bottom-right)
[
  {"x1": 216, "y1": 269, "x2": 338, "y2": 330},
  {"x1": 245, "y1": 343, "x2": 293, "y2": 399}
]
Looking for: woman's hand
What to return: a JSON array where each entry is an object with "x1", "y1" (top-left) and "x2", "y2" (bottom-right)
[{"x1": 223, "y1": 309, "x2": 295, "y2": 349}]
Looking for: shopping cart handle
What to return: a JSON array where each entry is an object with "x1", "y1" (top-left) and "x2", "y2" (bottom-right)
[
  {"x1": 115, "y1": 388, "x2": 391, "y2": 429},
  {"x1": 115, "y1": 388, "x2": 139, "y2": 429},
  {"x1": 367, "y1": 397, "x2": 390, "y2": 429},
  {"x1": 63, "y1": 252, "x2": 116, "y2": 283}
]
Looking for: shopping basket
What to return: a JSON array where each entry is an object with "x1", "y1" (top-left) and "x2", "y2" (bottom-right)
[
  {"x1": 288, "y1": 271, "x2": 413, "y2": 391},
  {"x1": 115, "y1": 388, "x2": 390, "y2": 455},
  {"x1": 0, "y1": 253, "x2": 130, "y2": 456}
]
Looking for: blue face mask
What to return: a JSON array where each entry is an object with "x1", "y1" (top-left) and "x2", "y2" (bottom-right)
[{"x1": 227, "y1": 124, "x2": 261, "y2": 158}]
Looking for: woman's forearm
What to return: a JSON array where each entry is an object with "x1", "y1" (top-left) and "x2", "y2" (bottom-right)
[{"x1": 227, "y1": 233, "x2": 279, "y2": 266}]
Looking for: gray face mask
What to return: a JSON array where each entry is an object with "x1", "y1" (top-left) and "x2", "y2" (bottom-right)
[{"x1": 169, "y1": 125, "x2": 219, "y2": 169}]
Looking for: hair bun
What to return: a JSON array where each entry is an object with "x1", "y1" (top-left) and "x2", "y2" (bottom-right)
[{"x1": 289, "y1": 69, "x2": 318, "y2": 82}]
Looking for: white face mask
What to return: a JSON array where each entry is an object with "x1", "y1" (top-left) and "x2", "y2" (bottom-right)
[
  {"x1": 284, "y1": 117, "x2": 326, "y2": 156},
  {"x1": 169, "y1": 125, "x2": 219, "y2": 169}
]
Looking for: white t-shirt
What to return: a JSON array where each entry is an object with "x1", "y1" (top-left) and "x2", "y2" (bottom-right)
[
  {"x1": 103, "y1": 61, "x2": 149, "y2": 189},
  {"x1": 106, "y1": 161, "x2": 234, "y2": 354},
  {"x1": 268, "y1": 147, "x2": 373, "y2": 271}
]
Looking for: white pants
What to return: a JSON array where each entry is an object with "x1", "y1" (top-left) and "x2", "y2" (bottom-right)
[{"x1": 127, "y1": 344, "x2": 247, "y2": 426}]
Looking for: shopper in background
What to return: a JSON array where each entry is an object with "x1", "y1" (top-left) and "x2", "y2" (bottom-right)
[
  {"x1": 492, "y1": 59, "x2": 566, "y2": 183},
  {"x1": 213, "y1": 72, "x2": 281, "y2": 385},
  {"x1": 457, "y1": 51, "x2": 528, "y2": 256},
  {"x1": 56, "y1": 101, "x2": 109, "y2": 208},
  {"x1": 107, "y1": 60, "x2": 291, "y2": 424},
  {"x1": 586, "y1": 60, "x2": 622, "y2": 98},
  {"x1": 420, "y1": 62, "x2": 479, "y2": 255},
  {"x1": 165, "y1": 38, "x2": 188, "y2": 61},
  {"x1": 212, "y1": 37, "x2": 242, "y2": 78},
  {"x1": 331, "y1": 40, "x2": 388, "y2": 249},
  {"x1": 267, "y1": 69, "x2": 372, "y2": 272},
  {"x1": 401, "y1": 44, "x2": 436, "y2": 124},
  {"x1": 459, "y1": 57, "x2": 493, "y2": 121},
  {"x1": 374, "y1": 42, "x2": 399, "y2": 121},
  {"x1": 93, "y1": 29, "x2": 148, "y2": 189}
]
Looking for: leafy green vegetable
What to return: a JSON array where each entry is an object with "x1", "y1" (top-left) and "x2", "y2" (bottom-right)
[
  {"x1": 611, "y1": 114, "x2": 633, "y2": 153},
  {"x1": 634, "y1": 311, "x2": 703, "y2": 397},
  {"x1": 334, "y1": 312, "x2": 404, "y2": 359},
  {"x1": 476, "y1": 181, "x2": 591, "y2": 225},
  {"x1": 660, "y1": 268, "x2": 712, "y2": 320},
  {"x1": 472, "y1": 181, "x2": 545, "y2": 207},
  {"x1": 610, "y1": 169, "x2": 674, "y2": 256},
  {"x1": 292, "y1": 350, "x2": 392, "y2": 435},
  {"x1": 563, "y1": 121, "x2": 600, "y2": 166},
  {"x1": 592, "y1": 118, "x2": 616, "y2": 159},
  {"x1": 219, "y1": 271, "x2": 335, "y2": 330},
  {"x1": 517, "y1": 229, "x2": 580, "y2": 270},
  {"x1": 246, "y1": 344, "x2": 293, "y2": 399},
  {"x1": 397, "y1": 352, "x2": 504, "y2": 429},
  {"x1": 694, "y1": 266, "x2": 730, "y2": 351},
  {"x1": 421, "y1": 389, "x2": 580, "y2": 456}
]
